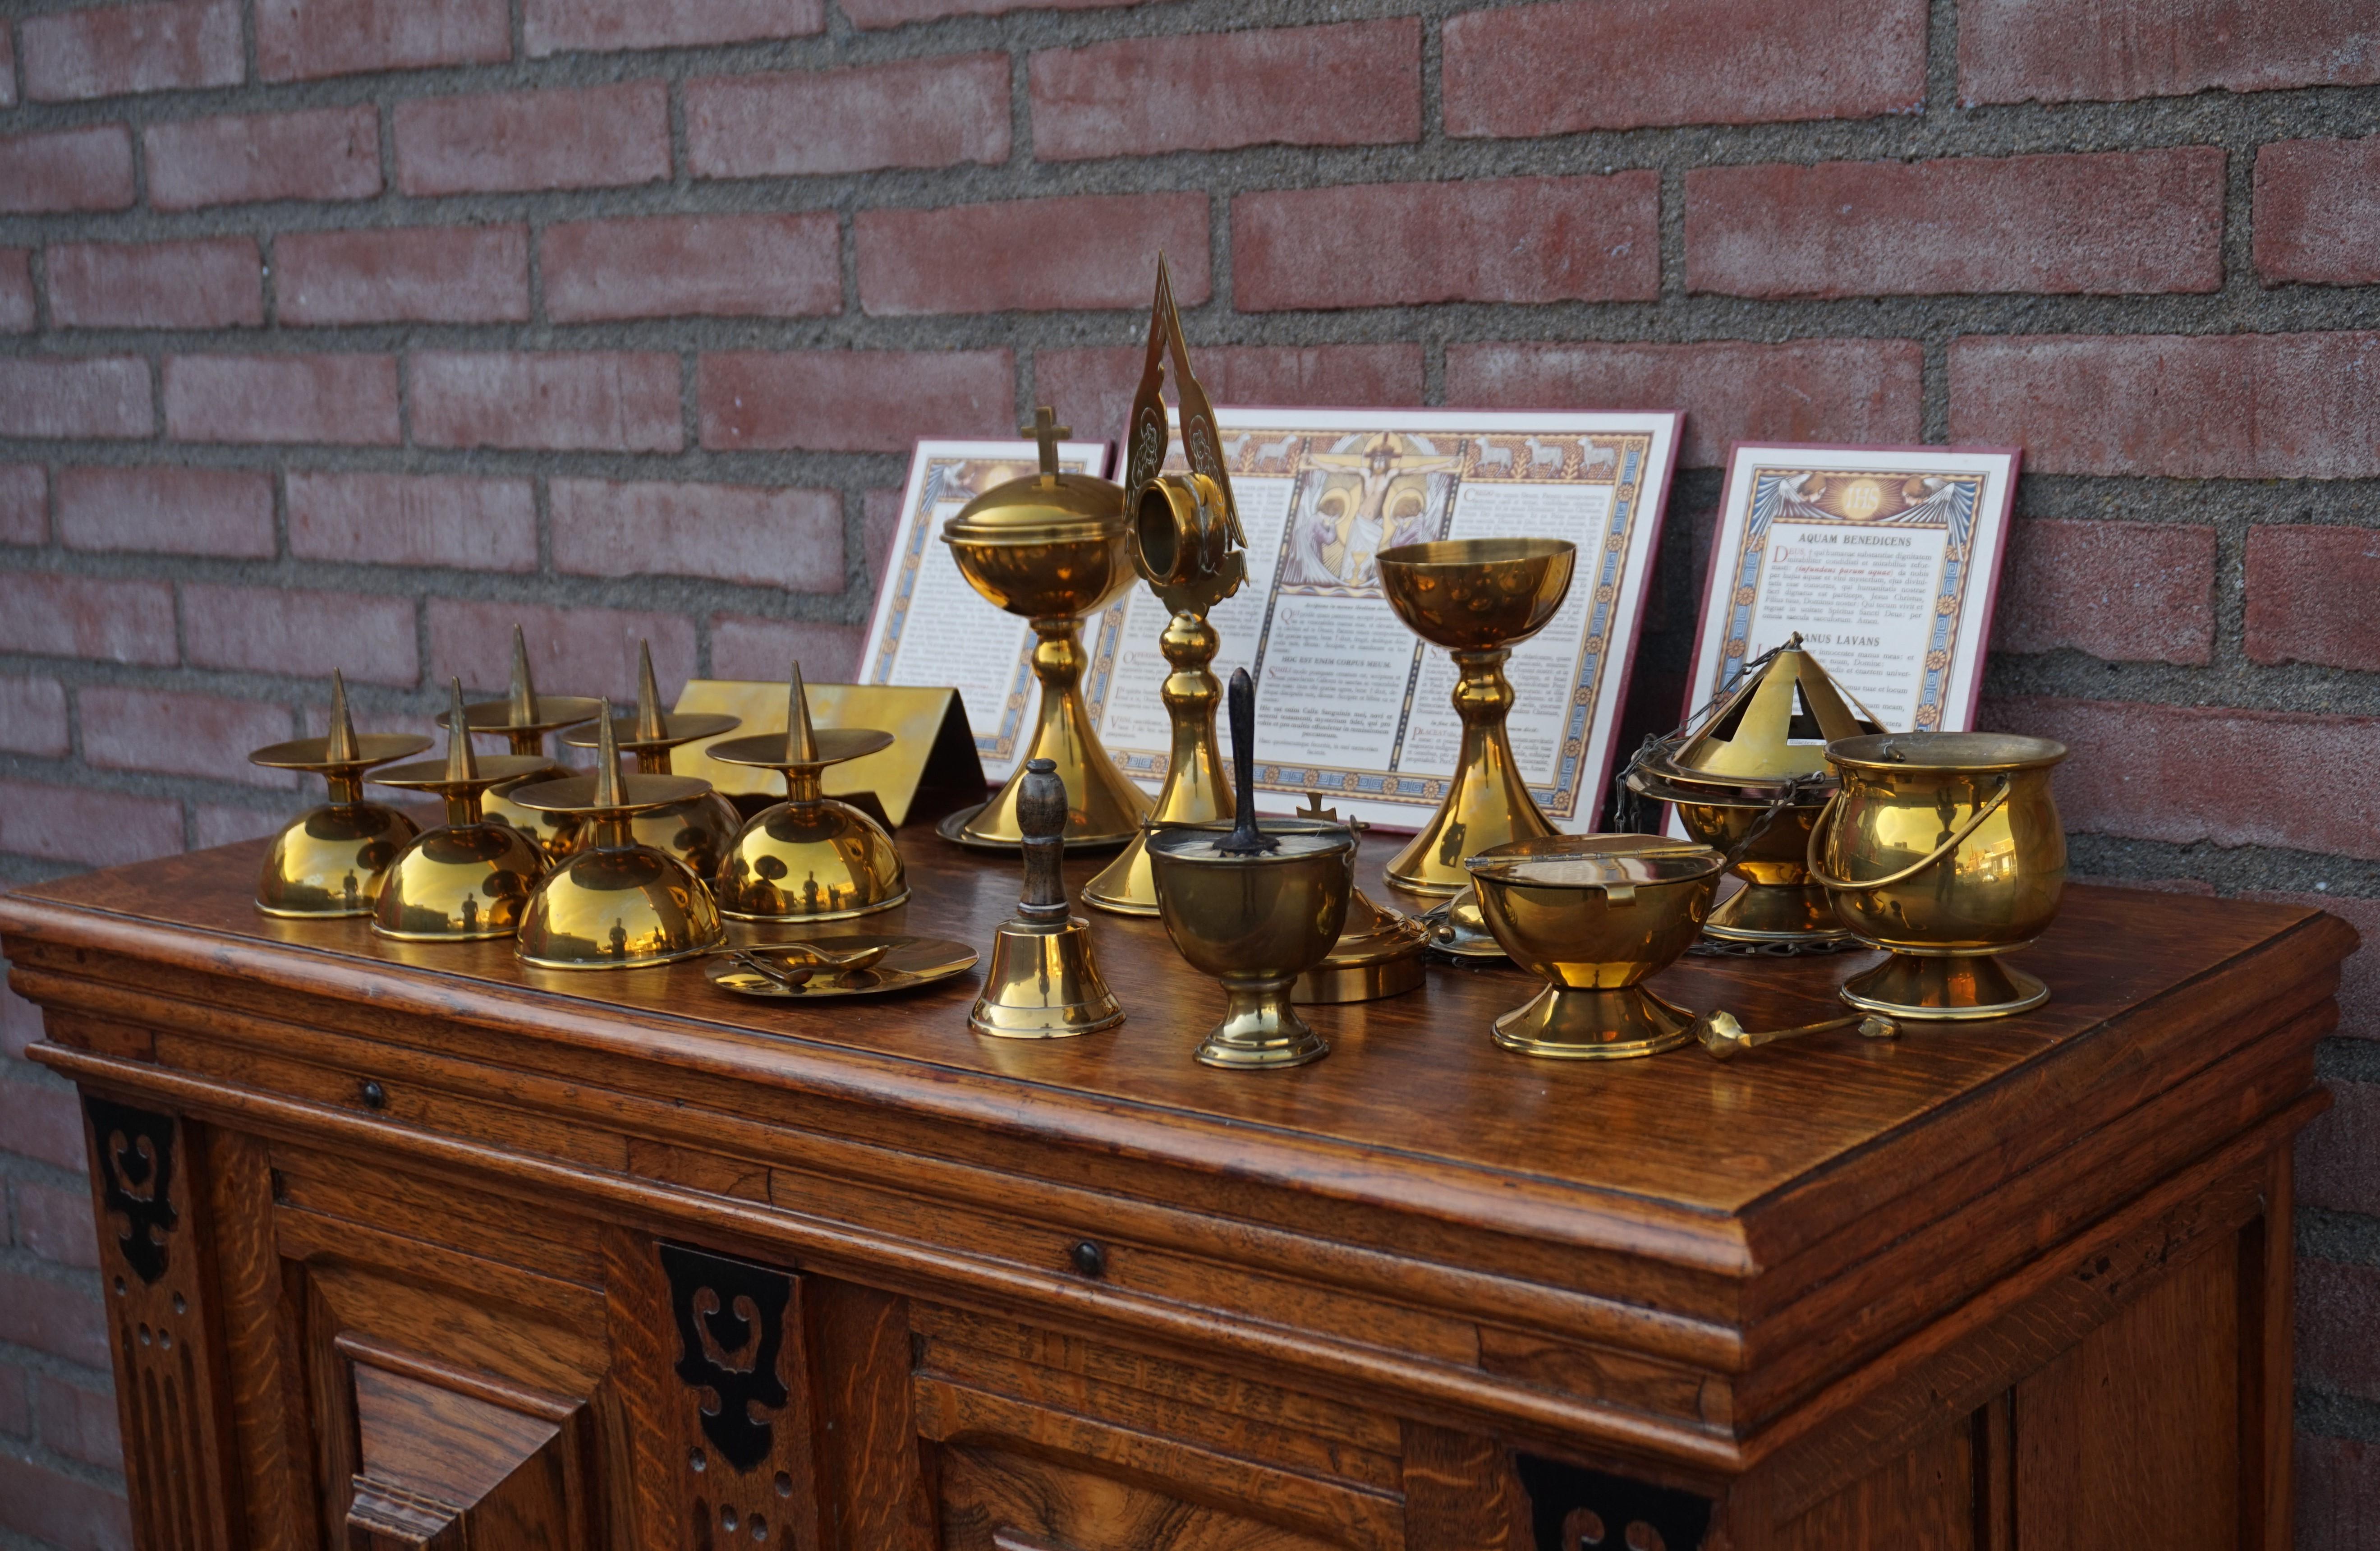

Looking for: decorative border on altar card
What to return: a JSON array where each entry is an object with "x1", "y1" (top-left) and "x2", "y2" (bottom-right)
[{"x1": 1684, "y1": 443, "x2": 2021, "y2": 737}]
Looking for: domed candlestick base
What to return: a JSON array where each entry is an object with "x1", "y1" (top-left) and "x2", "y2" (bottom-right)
[
  {"x1": 1374, "y1": 539, "x2": 1578, "y2": 897},
  {"x1": 510, "y1": 697, "x2": 726, "y2": 971},
  {"x1": 370, "y1": 680, "x2": 553, "y2": 941},
  {"x1": 438, "y1": 624, "x2": 602, "y2": 862},
  {"x1": 249, "y1": 670, "x2": 432, "y2": 918},
  {"x1": 969, "y1": 760, "x2": 1126, "y2": 1039},
  {"x1": 560, "y1": 640, "x2": 743, "y2": 879},
  {"x1": 709, "y1": 663, "x2": 908, "y2": 923}
]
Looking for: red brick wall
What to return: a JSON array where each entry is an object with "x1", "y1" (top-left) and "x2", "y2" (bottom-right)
[{"x1": 0, "y1": 0, "x2": 2376, "y2": 1540}]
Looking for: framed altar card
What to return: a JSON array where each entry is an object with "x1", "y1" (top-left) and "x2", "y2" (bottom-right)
[
  {"x1": 1095, "y1": 406, "x2": 1683, "y2": 833},
  {"x1": 858, "y1": 437, "x2": 1115, "y2": 784},
  {"x1": 1684, "y1": 444, "x2": 2021, "y2": 734}
]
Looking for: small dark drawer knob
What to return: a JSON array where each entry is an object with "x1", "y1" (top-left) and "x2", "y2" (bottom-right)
[
  {"x1": 359, "y1": 1080, "x2": 387, "y2": 1110},
  {"x1": 1068, "y1": 1239, "x2": 1106, "y2": 1279}
]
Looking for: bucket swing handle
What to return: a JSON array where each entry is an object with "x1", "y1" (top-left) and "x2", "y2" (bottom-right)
[{"x1": 1805, "y1": 776, "x2": 2013, "y2": 893}]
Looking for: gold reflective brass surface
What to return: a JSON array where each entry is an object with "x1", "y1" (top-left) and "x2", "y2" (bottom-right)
[
  {"x1": 706, "y1": 935, "x2": 978, "y2": 1000},
  {"x1": 439, "y1": 624, "x2": 602, "y2": 862},
  {"x1": 559, "y1": 640, "x2": 743, "y2": 880},
  {"x1": 673, "y1": 680, "x2": 984, "y2": 828},
  {"x1": 1149, "y1": 826, "x2": 1356, "y2": 1070},
  {"x1": 1466, "y1": 835, "x2": 1727, "y2": 1059},
  {"x1": 709, "y1": 665, "x2": 908, "y2": 923},
  {"x1": 1273, "y1": 796, "x2": 1428, "y2": 1004},
  {"x1": 942, "y1": 412, "x2": 1149, "y2": 850},
  {"x1": 368, "y1": 685, "x2": 552, "y2": 941},
  {"x1": 1810, "y1": 731, "x2": 2069, "y2": 1019},
  {"x1": 1415, "y1": 885, "x2": 1506, "y2": 960},
  {"x1": 1374, "y1": 538, "x2": 1578, "y2": 896},
  {"x1": 250, "y1": 669, "x2": 430, "y2": 918},
  {"x1": 1696, "y1": 1008, "x2": 1898, "y2": 1060},
  {"x1": 1672, "y1": 798, "x2": 1848, "y2": 945},
  {"x1": 510, "y1": 700, "x2": 726, "y2": 970},
  {"x1": 970, "y1": 759, "x2": 1126, "y2": 1038}
]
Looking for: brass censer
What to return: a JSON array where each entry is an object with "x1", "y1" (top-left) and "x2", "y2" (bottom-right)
[
  {"x1": 561, "y1": 641, "x2": 744, "y2": 880},
  {"x1": 1622, "y1": 635, "x2": 1883, "y2": 952},
  {"x1": 968, "y1": 759, "x2": 1126, "y2": 1039},
  {"x1": 369, "y1": 680, "x2": 552, "y2": 941},
  {"x1": 509, "y1": 699, "x2": 727, "y2": 970},
  {"x1": 439, "y1": 624, "x2": 602, "y2": 862},
  {"x1": 708, "y1": 663, "x2": 908, "y2": 923},
  {"x1": 1084, "y1": 254, "x2": 1247, "y2": 915},
  {"x1": 1148, "y1": 672, "x2": 1357, "y2": 1071},
  {"x1": 1808, "y1": 731, "x2": 2069, "y2": 1019},
  {"x1": 941, "y1": 408, "x2": 1150, "y2": 850},
  {"x1": 248, "y1": 670, "x2": 430, "y2": 917}
]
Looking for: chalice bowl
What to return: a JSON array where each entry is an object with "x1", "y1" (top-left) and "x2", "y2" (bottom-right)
[
  {"x1": 1809, "y1": 732, "x2": 2068, "y2": 1019},
  {"x1": 1467, "y1": 835, "x2": 1728, "y2": 1059},
  {"x1": 1374, "y1": 538, "x2": 1577, "y2": 896}
]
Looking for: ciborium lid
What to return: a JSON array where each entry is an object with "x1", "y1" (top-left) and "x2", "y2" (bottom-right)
[
  {"x1": 561, "y1": 640, "x2": 740, "y2": 755},
  {"x1": 942, "y1": 405, "x2": 1126, "y2": 547}
]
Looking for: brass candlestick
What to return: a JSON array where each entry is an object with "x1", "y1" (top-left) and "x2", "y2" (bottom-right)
[
  {"x1": 248, "y1": 670, "x2": 430, "y2": 918},
  {"x1": 369, "y1": 680, "x2": 552, "y2": 941},
  {"x1": 439, "y1": 624, "x2": 602, "y2": 862},
  {"x1": 1085, "y1": 255, "x2": 1247, "y2": 915},
  {"x1": 560, "y1": 640, "x2": 743, "y2": 880},
  {"x1": 509, "y1": 699, "x2": 726, "y2": 970},
  {"x1": 708, "y1": 662, "x2": 908, "y2": 922},
  {"x1": 1375, "y1": 538, "x2": 1578, "y2": 896},
  {"x1": 1148, "y1": 672, "x2": 1355, "y2": 1070},
  {"x1": 968, "y1": 759, "x2": 1126, "y2": 1039},
  {"x1": 941, "y1": 407, "x2": 1150, "y2": 850}
]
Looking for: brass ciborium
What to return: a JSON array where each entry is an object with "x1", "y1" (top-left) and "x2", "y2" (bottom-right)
[
  {"x1": 509, "y1": 700, "x2": 726, "y2": 971},
  {"x1": 1466, "y1": 835, "x2": 1727, "y2": 1059},
  {"x1": 561, "y1": 640, "x2": 743, "y2": 880},
  {"x1": 1086, "y1": 256, "x2": 1247, "y2": 915},
  {"x1": 1808, "y1": 732, "x2": 2069, "y2": 1019},
  {"x1": 1148, "y1": 672, "x2": 1356, "y2": 1071},
  {"x1": 708, "y1": 663, "x2": 908, "y2": 923},
  {"x1": 438, "y1": 623, "x2": 602, "y2": 862},
  {"x1": 968, "y1": 759, "x2": 1126, "y2": 1039},
  {"x1": 1374, "y1": 538, "x2": 1577, "y2": 896},
  {"x1": 942, "y1": 407, "x2": 1150, "y2": 850},
  {"x1": 248, "y1": 670, "x2": 430, "y2": 918},
  {"x1": 369, "y1": 680, "x2": 552, "y2": 941}
]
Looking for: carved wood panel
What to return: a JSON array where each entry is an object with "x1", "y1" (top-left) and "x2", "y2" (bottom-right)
[{"x1": 1513, "y1": 1453, "x2": 1713, "y2": 1551}]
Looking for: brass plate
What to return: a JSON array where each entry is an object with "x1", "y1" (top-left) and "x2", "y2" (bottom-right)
[
  {"x1": 933, "y1": 801, "x2": 1131, "y2": 854},
  {"x1": 705, "y1": 936, "x2": 979, "y2": 1001}
]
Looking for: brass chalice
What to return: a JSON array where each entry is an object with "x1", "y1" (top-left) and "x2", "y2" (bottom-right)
[
  {"x1": 1374, "y1": 538, "x2": 1577, "y2": 896},
  {"x1": 369, "y1": 680, "x2": 552, "y2": 941},
  {"x1": 1148, "y1": 672, "x2": 1356, "y2": 1071},
  {"x1": 708, "y1": 663, "x2": 908, "y2": 923},
  {"x1": 561, "y1": 640, "x2": 743, "y2": 881},
  {"x1": 248, "y1": 670, "x2": 430, "y2": 918},
  {"x1": 1466, "y1": 835, "x2": 1727, "y2": 1059},
  {"x1": 942, "y1": 407, "x2": 1151, "y2": 850},
  {"x1": 509, "y1": 700, "x2": 726, "y2": 971},
  {"x1": 437, "y1": 623, "x2": 602, "y2": 862}
]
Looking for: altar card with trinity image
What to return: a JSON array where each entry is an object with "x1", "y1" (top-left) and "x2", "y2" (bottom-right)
[
  {"x1": 1685, "y1": 443, "x2": 2021, "y2": 736},
  {"x1": 858, "y1": 437, "x2": 1114, "y2": 783},
  {"x1": 1098, "y1": 407, "x2": 1682, "y2": 834}
]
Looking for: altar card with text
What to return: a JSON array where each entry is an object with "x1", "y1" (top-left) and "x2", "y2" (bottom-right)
[
  {"x1": 1100, "y1": 407, "x2": 1682, "y2": 834},
  {"x1": 1686, "y1": 444, "x2": 2020, "y2": 734},
  {"x1": 858, "y1": 438, "x2": 1114, "y2": 784}
]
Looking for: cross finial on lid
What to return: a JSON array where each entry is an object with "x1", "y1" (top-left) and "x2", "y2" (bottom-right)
[{"x1": 1020, "y1": 405, "x2": 1070, "y2": 477}]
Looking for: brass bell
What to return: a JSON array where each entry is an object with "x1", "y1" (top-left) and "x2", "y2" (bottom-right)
[
  {"x1": 968, "y1": 759, "x2": 1126, "y2": 1039},
  {"x1": 560, "y1": 640, "x2": 744, "y2": 880},
  {"x1": 369, "y1": 679, "x2": 552, "y2": 941},
  {"x1": 707, "y1": 662, "x2": 908, "y2": 922},
  {"x1": 248, "y1": 670, "x2": 430, "y2": 918}
]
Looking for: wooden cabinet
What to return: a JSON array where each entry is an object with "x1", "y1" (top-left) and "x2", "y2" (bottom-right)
[{"x1": 2, "y1": 839, "x2": 2354, "y2": 1551}]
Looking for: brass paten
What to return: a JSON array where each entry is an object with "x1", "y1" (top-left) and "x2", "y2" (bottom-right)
[
  {"x1": 942, "y1": 408, "x2": 1149, "y2": 850},
  {"x1": 1147, "y1": 672, "x2": 1356, "y2": 1070},
  {"x1": 1284, "y1": 794, "x2": 1428, "y2": 1004},
  {"x1": 248, "y1": 671, "x2": 431, "y2": 918},
  {"x1": 1809, "y1": 731, "x2": 2069, "y2": 1019},
  {"x1": 509, "y1": 699, "x2": 726, "y2": 971},
  {"x1": 706, "y1": 936, "x2": 978, "y2": 1000},
  {"x1": 439, "y1": 624, "x2": 602, "y2": 861},
  {"x1": 561, "y1": 641, "x2": 744, "y2": 880},
  {"x1": 369, "y1": 680, "x2": 552, "y2": 941},
  {"x1": 1086, "y1": 256, "x2": 1249, "y2": 915},
  {"x1": 1466, "y1": 835, "x2": 1727, "y2": 1059},
  {"x1": 969, "y1": 759, "x2": 1126, "y2": 1038},
  {"x1": 1374, "y1": 538, "x2": 1578, "y2": 896},
  {"x1": 707, "y1": 663, "x2": 908, "y2": 923},
  {"x1": 1624, "y1": 635, "x2": 1883, "y2": 950}
]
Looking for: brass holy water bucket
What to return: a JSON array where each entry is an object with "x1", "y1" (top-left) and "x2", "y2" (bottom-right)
[{"x1": 1807, "y1": 732, "x2": 2069, "y2": 1019}]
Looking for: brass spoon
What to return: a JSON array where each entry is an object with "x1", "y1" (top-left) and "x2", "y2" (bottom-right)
[
  {"x1": 1697, "y1": 1009, "x2": 1899, "y2": 1060},
  {"x1": 727, "y1": 941, "x2": 892, "y2": 990}
]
